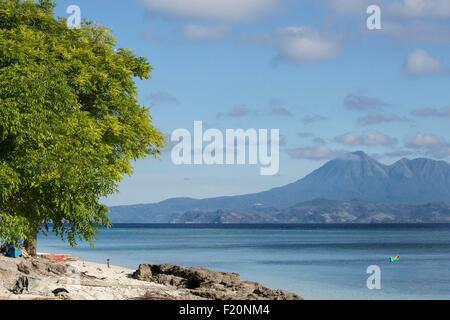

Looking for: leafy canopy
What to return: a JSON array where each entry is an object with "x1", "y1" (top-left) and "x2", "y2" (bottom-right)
[{"x1": 0, "y1": 0, "x2": 164, "y2": 245}]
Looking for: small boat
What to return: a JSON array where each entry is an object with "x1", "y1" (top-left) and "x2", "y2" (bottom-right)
[
  {"x1": 38, "y1": 253, "x2": 78, "y2": 262},
  {"x1": 46, "y1": 254, "x2": 69, "y2": 261},
  {"x1": 389, "y1": 255, "x2": 401, "y2": 263}
]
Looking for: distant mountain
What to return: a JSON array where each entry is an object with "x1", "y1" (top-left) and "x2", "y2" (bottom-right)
[
  {"x1": 109, "y1": 151, "x2": 450, "y2": 223},
  {"x1": 272, "y1": 199, "x2": 450, "y2": 224},
  {"x1": 111, "y1": 199, "x2": 450, "y2": 224}
]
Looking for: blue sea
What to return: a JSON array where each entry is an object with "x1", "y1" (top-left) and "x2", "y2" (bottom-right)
[{"x1": 38, "y1": 224, "x2": 450, "y2": 300}]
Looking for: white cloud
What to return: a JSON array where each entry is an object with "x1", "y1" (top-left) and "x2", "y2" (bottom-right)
[
  {"x1": 142, "y1": 0, "x2": 277, "y2": 22},
  {"x1": 405, "y1": 133, "x2": 450, "y2": 158},
  {"x1": 327, "y1": 0, "x2": 369, "y2": 14},
  {"x1": 269, "y1": 98, "x2": 292, "y2": 117},
  {"x1": 270, "y1": 106, "x2": 292, "y2": 117},
  {"x1": 328, "y1": 0, "x2": 450, "y2": 17},
  {"x1": 275, "y1": 27, "x2": 341, "y2": 63},
  {"x1": 148, "y1": 91, "x2": 179, "y2": 106},
  {"x1": 406, "y1": 133, "x2": 445, "y2": 148},
  {"x1": 335, "y1": 131, "x2": 398, "y2": 146},
  {"x1": 357, "y1": 113, "x2": 413, "y2": 126},
  {"x1": 217, "y1": 105, "x2": 252, "y2": 119},
  {"x1": 302, "y1": 114, "x2": 328, "y2": 124},
  {"x1": 183, "y1": 24, "x2": 228, "y2": 40},
  {"x1": 329, "y1": 1, "x2": 450, "y2": 43},
  {"x1": 383, "y1": 22, "x2": 450, "y2": 43},
  {"x1": 389, "y1": 0, "x2": 450, "y2": 18},
  {"x1": 404, "y1": 49, "x2": 447, "y2": 76},
  {"x1": 343, "y1": 93, "x2": 388, "y2": 112},
  {"x1": 412, "y1": 106, "x2": 450, "y2": 118}
]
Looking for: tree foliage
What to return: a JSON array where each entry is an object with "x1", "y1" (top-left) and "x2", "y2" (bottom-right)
[{"x1": 0, "y1": 0, "x2": 164, "y2": 246}]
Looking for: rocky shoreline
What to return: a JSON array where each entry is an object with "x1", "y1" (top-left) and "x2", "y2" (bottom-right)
[{"x1": 0, "y1": 255, "x2": 301, "y2": 300}]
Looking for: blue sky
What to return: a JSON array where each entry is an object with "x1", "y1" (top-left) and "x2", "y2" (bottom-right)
[{"x1": 54, "y1": 0, "x2": 450, "y2": 205}]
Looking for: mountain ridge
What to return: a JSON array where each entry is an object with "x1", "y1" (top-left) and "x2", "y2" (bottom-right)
[{"x1": 109, "y1": 151, "x2": 450, "y2": 223}]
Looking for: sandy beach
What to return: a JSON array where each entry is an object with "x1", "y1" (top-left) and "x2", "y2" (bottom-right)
[
  {"x1": 0, "y1": 254, "x2": 190, "y2": 300},
  {"x1": 0, "y1": 254, "x2": 301, "y2": 300}
]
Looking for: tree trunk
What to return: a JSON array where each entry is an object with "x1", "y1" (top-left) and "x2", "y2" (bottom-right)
[{"x1": 24, "y1": 235, "x2": 37, "y2": 257}]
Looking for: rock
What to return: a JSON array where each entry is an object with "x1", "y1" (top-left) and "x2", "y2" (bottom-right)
[
  {"x1": 31, "y1": 259, "x2": 49, "y2": 274},
  {"x1": 2, "y1": 256, "x2": 303, "y2": 301},
  {"x1": 47, "y1": 263, "x2": 67, "y2": 276},
  {"x1": 12, "y1": 276, "x2": 29, "y2": 295},
  {"x1": 17, "y1": 261, "x2": 31, "y2": 275},
  {"x1": 52, "y1": 288, "x2": 71, "y2": 300},
  {"x1": 133, "y1": 264, "x2": 241, "y2": 289},
  {"x1": 52, "y1": 288, "x2": 69, "y2": 295},
  {"x1": 16, "y1": 259, "x2": 67, "y2": 276},
  {"x1": 132, "y1": 264, "x2": 152, "y2": 281},
  {"x1": 133, "y1": 264, "x2": 302, "y2": 300}
]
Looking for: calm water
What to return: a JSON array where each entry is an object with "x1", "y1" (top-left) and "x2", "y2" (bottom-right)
[{"x1": 38, "y1": 224, "x2": 450, "y2": 300}]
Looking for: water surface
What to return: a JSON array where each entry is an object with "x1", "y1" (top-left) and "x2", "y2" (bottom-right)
[{"x1": 38, "y1": 224, "x2": 450, "y2": 300}]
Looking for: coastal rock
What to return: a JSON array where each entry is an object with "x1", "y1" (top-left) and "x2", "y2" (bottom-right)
[
  {"x1": 17, "y1": 259, "x2": 68, "y2": 276},
  {"x1": 12, "y1": 276, "x2": 29, "y2": 295},
  {"x1": 133, "y1": 264, "x2": 240, "y2": 289},
  {"x1": 133, "y1": 264, "x2": 301, "y2": 300},
  {"x1": 47, "y1": 263, "x2": 67, "y2": 276},
  {"x1": 1, "y1": 255, "x2": 302, "y2": 300},
  {"x1": 17, "y1": 261, "x2": 31, "y2": 275},
  {"x1": 52, "y1": 288, "x2": 70, "y2": 295},
  {"x1": 52, "y1": 288, "x2": 72, "y2": 300}
]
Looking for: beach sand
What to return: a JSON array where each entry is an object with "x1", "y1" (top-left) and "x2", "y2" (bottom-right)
[
  {"x1": 0, "y1": 254, "x2": 198, "y2": 300},
  {"x1": 0, "y1": 254, "x2": 301, "y2": 300}
]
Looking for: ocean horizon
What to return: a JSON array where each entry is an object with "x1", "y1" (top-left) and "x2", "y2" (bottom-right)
[{"x1": 38, "y1": 223, "x2": 450, "y2": 300}]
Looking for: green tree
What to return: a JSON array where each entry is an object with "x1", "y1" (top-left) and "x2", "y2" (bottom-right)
[{"x1": 0, "y1": 0, "x2": 164, "y2": 254}]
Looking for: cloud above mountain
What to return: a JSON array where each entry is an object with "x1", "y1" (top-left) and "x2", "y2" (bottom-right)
[
  {"x1": 335, "y1": 131, "x2": 398, "y2": 146},
  {"x1": 287, "y1": 144, "x2": 345, "y2": 160},
  {"x1": 405, "y1": 133, "x2": 450, "y2": 159}
]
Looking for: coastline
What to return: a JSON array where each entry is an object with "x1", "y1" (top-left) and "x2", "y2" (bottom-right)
[
  {"x1": 36, "y1": 224, "x2": 450, "y2": 300},
  {"x1": 0, "y1": 254, "x2": 301, "y2": 300}
]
